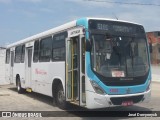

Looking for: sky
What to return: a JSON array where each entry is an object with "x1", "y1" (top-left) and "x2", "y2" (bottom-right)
[{"x1": 0, "y1": 0, "x2": 160, "y2": 47}]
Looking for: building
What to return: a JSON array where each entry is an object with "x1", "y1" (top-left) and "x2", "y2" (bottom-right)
[
  {"x1": 0, "y1": 47, "x2": 8, "y2": 85},
  {"x1": 146, "y1": 31, "x2": 160, "y2": 65}
]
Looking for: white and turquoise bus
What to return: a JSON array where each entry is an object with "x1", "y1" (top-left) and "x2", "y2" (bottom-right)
[{"x1": 5, "y1": 18, "x2": 151, "y2": 109}]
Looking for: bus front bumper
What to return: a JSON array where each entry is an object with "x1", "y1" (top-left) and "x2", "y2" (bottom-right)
[{"x1": 86, "y1": 89, "x2": 151, "y2": 109}]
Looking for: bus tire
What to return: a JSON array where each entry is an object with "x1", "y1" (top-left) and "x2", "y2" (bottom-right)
[
  {"x1": 16, "y1": 77, "x2": 25, "y2": 94},
  {"x1": 55, "y1": 83, "x2": 67, "y2": 109}
]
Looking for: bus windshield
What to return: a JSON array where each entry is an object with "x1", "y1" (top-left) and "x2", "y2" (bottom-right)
[{"x1": 91, "y1": 34, "x2": 149, "y2": 78}]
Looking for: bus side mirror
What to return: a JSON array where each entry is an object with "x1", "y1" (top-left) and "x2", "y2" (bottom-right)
[
  {"x1": 149, "y1": 43, "x2": 152, "y2": 53},
  {"x1": 86, "y1": 40, "x2": 92, "y2": 51}
]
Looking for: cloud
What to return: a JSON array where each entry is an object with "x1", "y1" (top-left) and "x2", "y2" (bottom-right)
[
  {"x1": 40, "y1": 8, "x2": 54, "y2": 13},
  {"x1": 18, "y1": 0, "x2": 43, "y2": 3},
  {"x1": 66, "y1": 0, "x2": 113, "y2": 8},
  {"x1": 0, "y1": 0, "x2": 11, "y2": 4},
  {"x1": 0, "y1": 0, "x2": 43, "y2": 4}
]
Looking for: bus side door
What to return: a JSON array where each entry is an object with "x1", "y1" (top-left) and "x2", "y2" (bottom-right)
[{"x1": 66, "y1": 27, "x2": 86, "y2": 106}]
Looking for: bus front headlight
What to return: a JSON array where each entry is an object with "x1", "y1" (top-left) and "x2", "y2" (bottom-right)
[{"x1": 90, "y1": 80, "x2": 106, "y2": 95}]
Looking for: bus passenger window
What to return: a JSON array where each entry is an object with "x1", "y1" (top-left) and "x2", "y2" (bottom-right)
[
  {"x1": 52, "y1": 31, "x2": 67, "y2": 61},
  {"x1": 15, "y1": 46, "x2": 22, "y2": 63},
  {"x1": 39, "y1": 37, "x2": 52, "y2": 62}
]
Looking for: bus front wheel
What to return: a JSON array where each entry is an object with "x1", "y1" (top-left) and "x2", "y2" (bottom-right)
[{"x1": 55, "y1": 83, "x2": 67, "y2": 109}]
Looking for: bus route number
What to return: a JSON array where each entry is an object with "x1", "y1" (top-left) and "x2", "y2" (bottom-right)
[{"x1": 97, "y1": 23, "x2": 109, "y2": 30}]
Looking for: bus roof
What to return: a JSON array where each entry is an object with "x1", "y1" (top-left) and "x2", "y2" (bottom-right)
[
  {"x1": 86, "y1": 17, "x2": 141, "y2": 25},
  {"x1": 7, "y1": 17, "x2": 142, "y2": 48}
]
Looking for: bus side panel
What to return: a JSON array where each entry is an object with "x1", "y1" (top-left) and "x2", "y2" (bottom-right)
[{"x1": 32, "y1": 62, "x2": 65, "y2": 97}]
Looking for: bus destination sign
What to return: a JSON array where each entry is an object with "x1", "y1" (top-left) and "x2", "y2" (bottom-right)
[
  {"x1": 96, "y1": 23, "x2": 134, "y2": 33},
  {"x1": 89, "y1": 20, "x2": 138, "y2": 34}
]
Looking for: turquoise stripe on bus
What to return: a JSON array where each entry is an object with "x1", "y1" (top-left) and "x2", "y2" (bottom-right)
[{"x1": 76, "y1": 18, "x2": 89, "y2": 39}]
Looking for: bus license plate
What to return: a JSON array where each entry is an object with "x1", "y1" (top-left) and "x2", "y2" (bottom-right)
[{"x1": 122, "y1": 101, "x2": 133, "y2": 106}]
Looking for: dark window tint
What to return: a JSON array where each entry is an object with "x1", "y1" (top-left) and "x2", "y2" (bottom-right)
[
  {"x1": 28, "y1": 49, "x2": 32, "y2": 67},
  {"x1": 11, "y1": 52, "x2": 14, "y2": 67},
  {"x1": 52, "y1": 32, "x2": 67, "y2": 61},
  {"x1": 39, "y1": 36, "x2": 52, "y2": 62},
  {"x1": 52, "y1": 47, "x2": 65, "y2": 61},
  {"x1": 21, "y1": 45, "x2": 25, "y2": 63},
  {"x1": 33, "y1": 40, "x2": 39, "y2": 62},
  {"x1": 15, "y1": 46, "x2": 22, "y2": 63},
  {"x1": 5, "y1": 49, "x2": 10, "y2": 64},
  {"x1": 158, "y1": 32, "x2": 160, "y2": 37}
]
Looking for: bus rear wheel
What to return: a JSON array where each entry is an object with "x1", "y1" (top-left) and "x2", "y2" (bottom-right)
[
  {"x1": 55, "y1": 84, "x2": 67, "y2": 109},
  {"x1": 16, "y1": 77, "x2": 25, "y2": 94}
]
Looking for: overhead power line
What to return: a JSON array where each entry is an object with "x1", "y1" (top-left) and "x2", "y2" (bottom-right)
[{"x1": 83, "y1": 0, "x2": 160, "y2": 7}]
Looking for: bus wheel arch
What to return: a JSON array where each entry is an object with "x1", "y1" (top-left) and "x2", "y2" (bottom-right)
[{"x1": 52, "y1": 78, "x2": 67, "y2": 109}]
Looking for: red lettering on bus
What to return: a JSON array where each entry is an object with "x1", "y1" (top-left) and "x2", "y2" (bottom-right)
[{"x1": 35, "y1": 68, "x2": 47, "y2": 75}]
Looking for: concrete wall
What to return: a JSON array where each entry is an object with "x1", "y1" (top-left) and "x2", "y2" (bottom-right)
[{"x1": 0, "y1": 48, "x2": 8, "y2": 85}]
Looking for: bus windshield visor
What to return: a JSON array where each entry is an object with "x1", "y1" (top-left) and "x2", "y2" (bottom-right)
[{"x1": 90, "y1": 34, "x2": 149, "y2": 77}]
